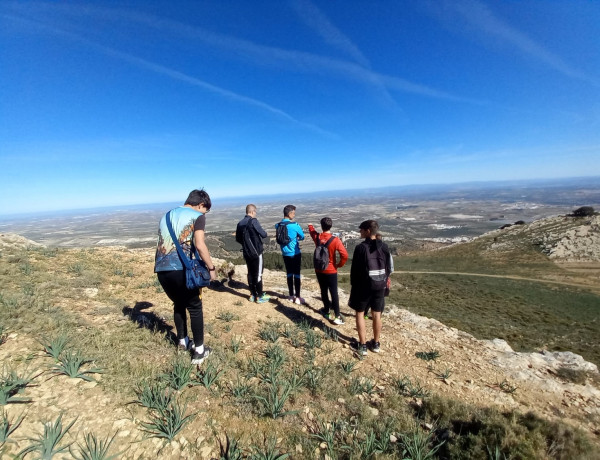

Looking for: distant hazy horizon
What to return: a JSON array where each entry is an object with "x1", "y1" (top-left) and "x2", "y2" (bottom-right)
[{"x1": 1, "y1": 176, "x2": 598, "y2": 222}]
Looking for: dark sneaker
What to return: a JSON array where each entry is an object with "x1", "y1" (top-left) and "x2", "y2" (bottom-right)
[
  {"x1": 368, "y1": 339, "x2": 381, "y2": 353},
  {"x1": 319, "y1": 308, "x2": 330, "y2": 318},
  {"x1": 191, "y1": 346, "x2": 212, "y2": 365}
]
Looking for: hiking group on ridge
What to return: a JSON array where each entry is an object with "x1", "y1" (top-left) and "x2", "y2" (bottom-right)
[{"x1": 155, "y1": 191, "x2": 394, "y2": 367}]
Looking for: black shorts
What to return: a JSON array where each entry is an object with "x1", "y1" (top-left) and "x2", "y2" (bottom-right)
[{"x1": 348, "y1": 289, "x2": 385, "y2": 313}]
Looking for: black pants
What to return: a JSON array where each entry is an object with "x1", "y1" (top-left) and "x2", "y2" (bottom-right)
[
  {"x1": 283, "y1": 253, "x2": 302, "y2": 297},
  {"x1": 157, "y1": 270, "x2": 204, "y2": 348},
  {"x1": 245, "y1": 253, "x2": 264, "y2": 298},
  {"x1": 316, "y1": 272, "x2": 340, "y2": 317}
]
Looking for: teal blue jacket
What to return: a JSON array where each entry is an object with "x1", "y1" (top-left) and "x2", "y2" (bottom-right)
[{"x1": 275, "y1": 218, "x2": 304, "y2": 257}]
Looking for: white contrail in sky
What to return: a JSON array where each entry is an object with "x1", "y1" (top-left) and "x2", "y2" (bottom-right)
[
  {"x1": 441, "y1": 0, "x2": 598, "y2": 85},
  {"x1": 2, "y1": 12, "x2": 338, "y2": 138}
]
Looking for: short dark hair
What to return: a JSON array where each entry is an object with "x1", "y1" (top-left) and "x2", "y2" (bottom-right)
[
  {"x1": 185, "y1": 189, "x2": 211, "y2": 210},
  {"x1": 246, "y1": 204, "x2": 256, "y2": 214},
  {"x1": 320, "y1": 217, "x2": 332, "y2": 231},
  {"x1": 359, "y1": 219, "x2": 379, "y2": 235},
  {"x1": 283, "y1": 204, "x2": 296, "y2": 218}
]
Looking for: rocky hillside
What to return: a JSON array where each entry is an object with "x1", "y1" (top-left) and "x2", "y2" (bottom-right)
[
  {"x1": 0, "y1": 216, "x2": 599, "y2": 458},
  {"x1": 482, "y1": 214, "x2": 600, "y2": 262}
]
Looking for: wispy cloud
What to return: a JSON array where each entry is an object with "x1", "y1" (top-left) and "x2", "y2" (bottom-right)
[
  {"x1": 5, "y1": 2, "x2": 471, "y2": 104},
  {"x1": 2, "y1": 12, "x2": 337, "y2": 138},
  {"x1": 435, "y1": 0, "x2": 597, "y2": 85},
  {"x1": 289, "y1": 0, "x2": 371, "y2": 68}
]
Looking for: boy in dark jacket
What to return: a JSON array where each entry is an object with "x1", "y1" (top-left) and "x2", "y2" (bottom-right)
[{"x1": 236, "y1": 204, "x2": 270, "y2": 303}]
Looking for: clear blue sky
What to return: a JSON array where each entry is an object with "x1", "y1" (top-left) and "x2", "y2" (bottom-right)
[{"x1": 1, "y1": 0, "x2": 599, "y2": 215}]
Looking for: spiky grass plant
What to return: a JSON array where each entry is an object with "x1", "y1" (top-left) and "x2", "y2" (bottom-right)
[
  {"x1": 310, "y1": 418, "x2": 351, "y2": 458},
  {"x1": 0, "y1": 325, "x2": 6, "y2": 346},
  {"x1": 304, "y1": 330, "x2": 322, "y2": 350},
  {"x1": 230, "y1": 375, "x2": 252, "y2": 399},
  {"x1": 262, "y1": 344, "x2": 286, "y2": 368},
  {"x1": 216, "y1": 310, "x2": 240, "y2": 322},
  {"x1": 161, "y1": 355, "x2": 198, "y2": 391},
  {"x1": 40, "y1": 333, "x2": 71, "y2": 360},
  {"x1": 72, "y1": 431, "x2": 124, "y2": 460},
  {"x1": 195, "y1": 359, "x2": 224, "y2": 390},
  {"x1": 415, "y1": 350, "x2": 441, "y2": 362},
  {"x1": 217, "y1": 433, "x2": 244, "y2": 460},
  {"x1": 249, "y1": 435, "x2": 290, "y2": 460},
  {"x1": 132, "y1": 381, "x2": 174, "y2": 413},
  {"x1": 247, "y1": 356, "x2": 282, "y2": 386},
  {"x1": 0, "y1": 410, "x2": 25, "y2": 445},
  {"x1": 52, "y1": 350, "x2": 104, "y2": 382},
  {"x1": 296, "y1": 318, "x2": 313, "y2": 332},
  {"x1": 254, "y1": 380, "x2": 298, "y2": 419},
  {"x1": 354, "y1": 428, "x2": 384, "y2": 459},
  {"x1": 18, "y1": 414, "x2": 76, "y2": 459},
  {"x1": 286, "y1": 366, "x2": 305, "y2": 395},
  {"x1": 323, "y1": 326, "x2": 339, "y2": 342},
  {"x1": 349, "y1": 376, "x2": 375, "y2": 396},
  {"x1": 392, "y1": 376, "x2": 411, "y2": 395},
  {"x1": 401, "y1": 427, "x2": 445, "y2": 460},
  {"x1": 0, "y1": 367, "x2": 35, "y2": 405},
  {"x1": 340, "y1": 360, "x2": 357, "y2": 375},
  {"x1": 140, "y1": 398, "x2": 195, "y2": 442},
  {"x1": 229, "y1": 336, "x2": 242, "y2": 354},
  {"x1": 303, "y1": 364, "x2": 327, "y2": 395},
  {"x1": 257, "y1": 322, "x2": 282, "y2": 343}
]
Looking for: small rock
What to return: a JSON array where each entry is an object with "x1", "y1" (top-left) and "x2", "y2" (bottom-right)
[
  {"x1": 112, "y1": 419, "x2": 130, "y2": 429},
  {"x1": 200, "y1": 446, "x2": 213, "y2": 458},
  {"x1": 320, "y1": 442, "x2": 327, "y2": 449},
  {"x1": 370, "y1": 408, "x2": 379, "y2": 416},
  {"x1": 118, "y1": 430, "x2": 130, "y2": 438},
  {"x1": 337, "y1": 398, "x2": 346, "y2": 404},
  {"x1": 390, "y1": 434, "x2": 398, "y2": 443},
  {"x1": 296, "y1": 444, "x2": 303, "y2": 453},
  {"x1": 307, "y1": 412, "x2": 314, "y2": 421}
]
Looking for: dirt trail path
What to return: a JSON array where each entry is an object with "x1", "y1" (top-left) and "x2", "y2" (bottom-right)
[{"x1": 389, "y1": 270, "x2": 600, "y2": 291}]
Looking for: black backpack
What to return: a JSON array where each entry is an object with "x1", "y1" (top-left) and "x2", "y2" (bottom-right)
[
  {"x1": 313, "y1": 235, "x2": 335, "y2": 271},
  {"x1": 365, "y1": 242, "x2": 389, "y2": 290},
  {"x1": 275, "y1": 221, "x2": 291, "y2": 246},
  {"x1": 236, "y1": 218, "x2": 259, "y2": 259},
  {"x1": 243, "y1": 219, "x2": 259, "y2": 259}
]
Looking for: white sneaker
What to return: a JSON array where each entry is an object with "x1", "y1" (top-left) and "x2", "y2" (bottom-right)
[
  {"x1": 332, "y1": 316, "x2": 345, "y2": 325},
  {"x1": 294, "y1": 297, "x2": 304, "y2": 305}
]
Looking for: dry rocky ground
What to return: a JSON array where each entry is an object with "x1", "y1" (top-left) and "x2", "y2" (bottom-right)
[{"x1": 1, "y1": 216, "x2": 600, "y2": 458}]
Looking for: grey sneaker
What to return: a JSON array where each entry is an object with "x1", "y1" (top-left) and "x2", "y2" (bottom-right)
[
  {"x1": 332, "y1": 316, "x2": 345, "y2": 325},
  {"x1": 191, "y1": 346, "x2": 212, "y2": 365},
  {"x1": 359, "y1": 344, "x2": 368, "y2": 356},
  {"x1": 352, "y1": 341, "x2": 368, "y2": 357}
]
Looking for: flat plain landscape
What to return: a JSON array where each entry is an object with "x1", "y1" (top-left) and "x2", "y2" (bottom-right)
[{"x1": 1, "y1": 178, "x2": 599, "y2": 458}]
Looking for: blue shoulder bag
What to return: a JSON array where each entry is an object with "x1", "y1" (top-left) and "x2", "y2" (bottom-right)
[{"x1": 165, "y1": 211, "x2": 211, "y2": 289}]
